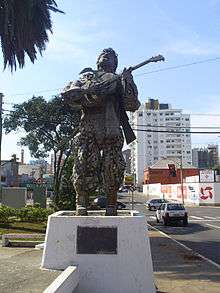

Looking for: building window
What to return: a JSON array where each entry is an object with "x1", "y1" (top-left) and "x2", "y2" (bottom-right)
[{"x1": 138, "y1": 113, "x2": 143, "y2": 117}]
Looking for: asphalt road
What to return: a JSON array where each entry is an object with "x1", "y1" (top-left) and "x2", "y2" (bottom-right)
[{"x1": 119, "y1": 192, "x2": 220, "y2": 266}]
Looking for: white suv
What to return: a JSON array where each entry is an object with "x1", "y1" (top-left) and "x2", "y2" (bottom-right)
[{"x1": 156, "y1": 202, "x2": 188, "y2": 226}]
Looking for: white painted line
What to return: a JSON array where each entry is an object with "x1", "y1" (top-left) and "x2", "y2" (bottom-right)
[
  {"x1": 205, "y1": 223, "x2": 220, "y2": 230},
  {"x1": 147, "y1": 223, "x2": 220, "y2": 270},
  {"x1": 190, "y1": 216, "x2": 204, "y2": 220},
  {"x1": 199, "y1": 206, "x2": 220, "y2": 209},
  {"x1": 189, "y1": 219, "x2": 220, "y2": 222},
  {"x1": 203, "y1": 216, "x2": 216, "y2": 220}
]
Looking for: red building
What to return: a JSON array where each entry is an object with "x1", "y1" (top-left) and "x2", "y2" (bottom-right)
[{"x1": 144, "y1": 158, "x2": 199, "y2": 185}]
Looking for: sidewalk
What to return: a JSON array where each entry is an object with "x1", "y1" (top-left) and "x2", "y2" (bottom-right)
[
  {"x1": 0, "y1": 229, "x2": 219, "y2": 292},
  {"x1": 0, "y1": 247, "x2": 60, "y2": 292},
  {"x1": 149, "y1": 228, "x2": 220, "y2": 293}
]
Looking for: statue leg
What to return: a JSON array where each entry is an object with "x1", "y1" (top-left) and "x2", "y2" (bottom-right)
[
  {"x1": 72, "y1": 129, "x2": 101, "y2": 216},
  {"x1": 103, "y1": 132, "x2": 125, "y2": 216}
]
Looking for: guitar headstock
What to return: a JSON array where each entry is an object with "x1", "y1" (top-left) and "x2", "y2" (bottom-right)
[{"x1": 149, "y1": 54, "x2": 165, "y2": 63}]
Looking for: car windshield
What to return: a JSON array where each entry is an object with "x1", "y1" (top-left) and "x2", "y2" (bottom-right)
[{"x1": 167, "y1": 204, "x2": 185, "y2": 211}]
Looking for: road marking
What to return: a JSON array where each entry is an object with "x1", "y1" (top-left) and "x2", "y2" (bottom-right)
[
  {"x1": 190, "y1": 216, "x2": 204, "y2": 220},
  {"x1": 190, "y1": 219, "x2": 220, "y2": 222},
  {"x1": 205, "y1": 223, "x2": 220, "y2": 229},
  {"x1": 147, "y1": 223, "x2": 220, "y2": 270},
  {"x1": 203, "y1": 216, "x2": 217, "y2": 220}
]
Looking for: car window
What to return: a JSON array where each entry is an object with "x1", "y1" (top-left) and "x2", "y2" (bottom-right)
[{"x1": 167, "y1": 204, "x2": 185, "y2": 211}]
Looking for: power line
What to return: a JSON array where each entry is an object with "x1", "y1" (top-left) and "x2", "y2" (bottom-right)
[
  {"x1": 3, "y1": 56, "x2": 220, "y2": 98},
  {"x1": 7, "y1": 88, "x2": 62, "y2": 97},
  {"x1": 135, "y1": 124, "x2": 220, "y2": 129},
  {"x1": 133, "y1": 128, "x2": 220, "y2": 134},
  {"x1": 3, "y1": 110, "x2": 220, "y2": 130},
  {"x1": 135, "y1": 57, "x2": 220, "y2": 76}
]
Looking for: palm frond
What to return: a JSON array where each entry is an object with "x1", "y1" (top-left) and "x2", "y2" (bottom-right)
[{"x1": 0, "y1": 0, "x2": 64, "y2": 71}]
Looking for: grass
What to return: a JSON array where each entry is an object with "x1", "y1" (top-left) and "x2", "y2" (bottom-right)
[{"x1": 0, "y1": 221, "x2": 47, "y2": 236}]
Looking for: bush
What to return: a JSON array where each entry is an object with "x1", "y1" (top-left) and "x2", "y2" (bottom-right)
[
  {"x1": 0, "y1": 205, "x2": 17, "y2": 223},
  {"x1": 17, "y1": 206, "x2": 53, "y2": 222}
]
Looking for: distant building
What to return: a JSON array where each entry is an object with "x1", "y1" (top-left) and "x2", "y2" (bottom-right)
[
  {"x1": 208, "y1": 144, "x2": 219, "y2": 167},
  {"x1": 192, "y1": 145, "x2": 219, "y2": 169},
  {"x1": 144, "y1": 157, "x2": 198, "y2": 185},
  {"x1": 129, "y1": 98, "x2": 192, "y2": 186},
  {"x1": 19, "y1": 164, "x2": 43, "y2": 180},
  {"x1": 122, "y1": 149, "x2": 131, "y2": 174},
  {"x1": 1, "y1": 160, "x2": 19, "y2": 187}
]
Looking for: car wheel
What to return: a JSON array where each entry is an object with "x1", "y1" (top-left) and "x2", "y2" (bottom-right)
[
  {"x1": 149, "y1": 206, "x2": 152, "y2": 211},
  {"x1": 163, "y1": 217, "x2": 168, "y2": 226},
  {"x1": 183, "y1": 217, "x2": 188, "y2": 226}
]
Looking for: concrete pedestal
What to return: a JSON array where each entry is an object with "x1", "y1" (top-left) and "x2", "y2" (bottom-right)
[{"x1": 42, "y1": 210, "x2": 155, "y2": 293}]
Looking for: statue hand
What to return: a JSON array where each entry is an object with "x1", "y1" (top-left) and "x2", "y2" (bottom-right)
[{"x1": 121, "y1": 67, "x2": 133, "y2": 80}]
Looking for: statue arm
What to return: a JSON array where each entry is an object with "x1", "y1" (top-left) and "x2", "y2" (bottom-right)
[
  {"x1": 78, "y1": 73, "x2": 119, "y2": 107},
  {"x1": 121, "y1": 69, "x2": 140, "y2": 112},
  {"x1": 61, "y1": 80, "x2": 84, "y2": 103}
]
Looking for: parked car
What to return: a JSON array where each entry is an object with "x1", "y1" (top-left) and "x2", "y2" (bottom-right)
[
  {"x1": 156, "y1": 202, "x2": 188, "y2": 226},
  {"x1": 146, "y1": 198, "x2": 168, "y2": 211},
  {"x1": 93, "y1": 196, "x2": 126, "y2": 209},
  {"x1": 118, "y1": 187, "x2": 129, "y2": 193}
]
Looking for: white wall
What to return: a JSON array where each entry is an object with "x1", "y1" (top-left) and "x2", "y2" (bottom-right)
[{"x1": 143, "y1": 182, "x2": 220, "y2": 205}]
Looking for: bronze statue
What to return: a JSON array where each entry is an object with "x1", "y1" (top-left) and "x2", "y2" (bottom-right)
[{"x1": 62, "y1": 48, "x2": 164, "y2": 216}]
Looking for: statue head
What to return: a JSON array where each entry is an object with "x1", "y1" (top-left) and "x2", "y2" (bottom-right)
[{"x1": 97, "y1": 48, "x2": 118, "y2": 73}]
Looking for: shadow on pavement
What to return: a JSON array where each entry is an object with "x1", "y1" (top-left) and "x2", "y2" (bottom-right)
[
  {"x1": 149, "y1": 233, "x2": 220, "y2": 283},
  {"x1": 151, "y1": 222, "x2": 210, "y2": 235}
]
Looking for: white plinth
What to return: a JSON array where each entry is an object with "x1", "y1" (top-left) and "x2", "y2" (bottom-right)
[{"x1": 42, "y1": 210, "x2": 155, "y2": 293}]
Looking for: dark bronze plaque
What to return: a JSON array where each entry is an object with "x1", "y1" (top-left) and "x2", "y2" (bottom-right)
[{"x1": 77, "y1": 226, "x2": 117, "y2": 254}]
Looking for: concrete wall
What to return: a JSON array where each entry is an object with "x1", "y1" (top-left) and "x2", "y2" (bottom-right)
[
  {"x1": 1, "y1": 187, "x2": 26, "y2": 208},
  {"x1": 143, "y1": 182, "x2": 220, "y2": 205},
  {"x1": 43, "y1": 266, "x2": 79, "y2": 293},
  {"x1": 42, "y1": 211, "x2": 155, "y2": 293},
  {"x1": 32, "y1": 185, "x2": 46, "y2": 208}
]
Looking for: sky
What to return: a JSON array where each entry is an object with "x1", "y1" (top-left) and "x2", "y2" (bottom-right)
[{"x1": 1, "y1": 0, "x2": 220, "y2": 162}]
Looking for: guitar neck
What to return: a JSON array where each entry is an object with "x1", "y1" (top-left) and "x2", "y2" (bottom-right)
[{"x1": 130, "y1": 59, "x2": 152, "y2": 71}]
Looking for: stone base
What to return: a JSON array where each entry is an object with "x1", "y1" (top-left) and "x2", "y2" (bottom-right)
[{"x1": 42, "y1": 210, "x2": 155, "y2": 293}]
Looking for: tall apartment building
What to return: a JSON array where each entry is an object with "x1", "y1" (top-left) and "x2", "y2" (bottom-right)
[
  {"x1": 192, "y1": 145, "x2": 219, "y2": 168},
  {"x1": 129, "y1": 98, "x2": 192, "y2": 185}
]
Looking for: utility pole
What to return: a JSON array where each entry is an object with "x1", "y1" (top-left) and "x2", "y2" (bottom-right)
[
  {"x1": 0, "y1": 93, "x2": 3, "y2": 201},
  {"x1": 131, "y1": 172, "x2": 136, "y2": 210},
  {"x1": 180, "y1": 156, "x2": 184, "y2": 205}
]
